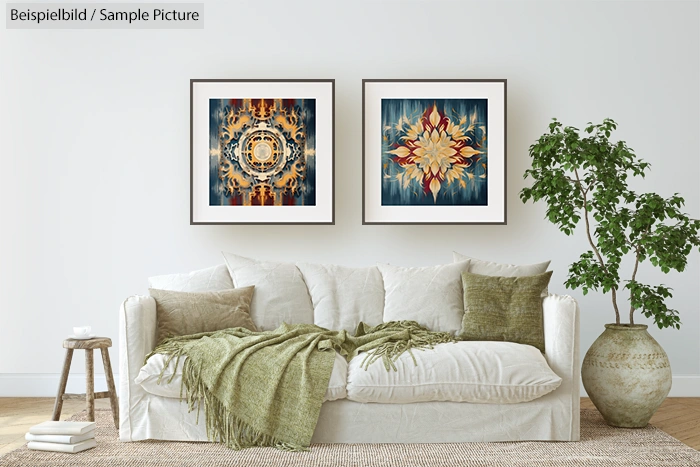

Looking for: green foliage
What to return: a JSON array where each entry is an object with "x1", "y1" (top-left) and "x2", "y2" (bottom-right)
[
  {"x1": 625, "y1": 281, "x2": 679, "y2": 330},
  {"x1": 520, "y1": 118, "x2": 700, "y2": 329}
]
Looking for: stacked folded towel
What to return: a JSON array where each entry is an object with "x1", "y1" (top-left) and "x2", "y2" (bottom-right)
[{"x1": 26, "y1": 421, "x2": 96, "y2": 453}]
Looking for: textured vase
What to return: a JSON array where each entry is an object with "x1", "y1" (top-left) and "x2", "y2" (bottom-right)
[{"x1": 582, "y1": 324, "x2": 672, "y2": 428}]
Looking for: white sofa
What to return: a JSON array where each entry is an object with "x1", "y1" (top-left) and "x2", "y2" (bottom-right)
[{"x1": 119, "y1": 260, "x2": 580, "y2": 444}]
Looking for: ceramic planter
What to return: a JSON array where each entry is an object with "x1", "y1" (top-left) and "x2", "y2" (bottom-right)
[{"x1": 581, "y1": 324, "x2": 671, "y2": 427}]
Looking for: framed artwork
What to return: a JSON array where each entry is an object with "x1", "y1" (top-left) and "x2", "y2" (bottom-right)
[
  {"x1": 362, "y1": 79, "x2": 507, "y2": 224},
  {"x1": 190, "y1": 79, "x2": 334, "y2": 224}
]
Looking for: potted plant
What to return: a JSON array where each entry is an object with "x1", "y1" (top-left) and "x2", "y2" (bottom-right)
[{"x1": 520, "y1": 118, "x2": 700, "y2": 427}]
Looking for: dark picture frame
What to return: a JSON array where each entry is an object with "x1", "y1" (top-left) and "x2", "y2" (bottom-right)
[
  {"x1": 362, "y1": 79, "x2": 507, "y2": 225},
  {"x1": 190, "y1": 79, "x2": 335, "y2": 225}
]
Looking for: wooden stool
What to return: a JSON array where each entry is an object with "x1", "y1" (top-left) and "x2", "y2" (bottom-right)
[{"x1": 51, "y1": 337, "x2": 119, "y2": 429}]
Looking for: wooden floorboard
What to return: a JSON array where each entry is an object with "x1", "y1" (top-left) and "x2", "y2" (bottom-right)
[
  {"x1": 0, "y1": 398, "x2": 698, "y2": 454},
  {"x1": 0, "y1": 397, "x2": 110, "y2": 456}
]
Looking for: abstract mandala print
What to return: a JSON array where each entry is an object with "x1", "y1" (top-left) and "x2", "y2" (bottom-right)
[
  {"x1": 381, "y1": 99, "x2": 487, "y2": 206},
  {"x1": 209, "y1": 98, "x2": 316, "y2": 206}
]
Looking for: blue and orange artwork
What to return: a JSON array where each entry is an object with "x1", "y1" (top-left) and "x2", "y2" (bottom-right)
[
  {"x1": 381, "y1": 99, "x2": 487, "y2": 206},
  {"x1": 209, "y1": 98, "x2": 316, "y2": 206}
]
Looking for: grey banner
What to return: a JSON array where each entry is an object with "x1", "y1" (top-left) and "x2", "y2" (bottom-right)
[{"x1": 6, "y1": 3, "x2": 204, "y2": 29}]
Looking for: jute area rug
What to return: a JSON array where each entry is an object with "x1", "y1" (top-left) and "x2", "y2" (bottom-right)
[{"x1": 2, "y1": 409, "x2": 699, "y2": 467}]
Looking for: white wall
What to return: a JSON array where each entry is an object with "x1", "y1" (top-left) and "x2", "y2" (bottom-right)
[{"x1": 1, "y1": 0, "x2": 698, "y2": 396}]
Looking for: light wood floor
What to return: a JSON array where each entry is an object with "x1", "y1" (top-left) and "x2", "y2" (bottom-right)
[
  {"x1": 0, "y1": 397, "x2": 110, "y2": 456},
  {"x1": 0, "y1": 398, "x2": 698, "y2": 455},
  {"x1": 581, "y1": 398, "x2": 700, "y2": 449}
]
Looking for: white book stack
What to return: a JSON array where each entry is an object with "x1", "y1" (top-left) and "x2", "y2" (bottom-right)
[{"x1": 26, "y1": 421, "x2": 97, "y2": 454}]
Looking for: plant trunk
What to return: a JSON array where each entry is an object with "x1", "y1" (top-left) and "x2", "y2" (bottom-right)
[
  {"x1": 611, "y1": 289, "x2": 621, "y2": 325},
  {"x1": 628, "y1": 247, "x2": 641, "y2": 325},
  {"x1": 574, "y1": 169, "x2": 621, "y2": 324}
]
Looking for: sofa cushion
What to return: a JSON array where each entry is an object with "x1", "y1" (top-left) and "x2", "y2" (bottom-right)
[
  {"x1": 346, "y1": 341, "x2": 561, "y2": 404},
  {"x1": 297, "y1": 263, "x2": 384, "y2": 333},
  {"x1": 136, "y1": 351, "x2": 348, "y2": 402},
  {"x1": 149, "y1": 287, "x2": 257, "y2": 343},
  {"x1": 453, "y1": 252, "x2": 551, "y2": 276},
  {"x1": 459, "y1": 271, "x2": 553, "y2": 352},
  {"x1": 453, "y1": 252, "x2": 551, "y2": 296},
  {"x1": 222, "y1": 252, "x2": 314, "y2": 330},
  {"x1": 377, "y1": 261, "x2": 470, "y2": 334},
  {"x1": 148, "y1": 264, "x2": 234, "y2": 292}
]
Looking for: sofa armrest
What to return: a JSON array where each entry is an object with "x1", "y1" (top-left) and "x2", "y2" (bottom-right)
[
  {"x1": 118, "y1": 295, "x2": 157, "y2": 441},
  {"x1": 543, "y1": 293, "x2": 580, "y2": 439}
]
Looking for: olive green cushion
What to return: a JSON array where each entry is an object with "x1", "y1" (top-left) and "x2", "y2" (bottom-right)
[
  {"x1": 150, "y1": 286, "x2": 257, "y2": 343},
  {"x1": 458, "y1": 271, "x2": 552, "y2": 352}
]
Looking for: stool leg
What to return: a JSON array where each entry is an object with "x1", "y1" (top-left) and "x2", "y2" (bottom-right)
[
  {"x1": 85, "y1": 349, "x2": 95, "y2": 422},
  {"x1": 51, "y1": 349, "x2": 73, "y2": 421},
  {"x1": 100, "y1": 347, "x2": 120, "y2": 429}
]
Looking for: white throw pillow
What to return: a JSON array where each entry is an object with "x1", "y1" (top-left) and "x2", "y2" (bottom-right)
[
  {"x1": 346, "y1": 341, "x2": 561, "y2": 404},
  {"x1": 452, "y1": 252, "x2": 551, "y2": 296},
  {"x1": 297, "y1": 263, "x2": 384, "y2": 333},
  {"x1": 222, "y1": 252, "x2": 314, "y2": 330},
  {"x1": 136, "y1": 351, "x2": 348, "y2": 402},
  {"x1": 377, "y1": 260, "x2": 470, "y2": 334},
  {"x1": 453, "y1": 252, "x2": 550, "y2": 276},
  {"x1": 148, "y1": 265, "x2": 233, "y2": 292}
]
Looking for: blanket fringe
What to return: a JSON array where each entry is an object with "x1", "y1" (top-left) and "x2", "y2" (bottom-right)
[
  {"x1": 181, "y1": 350, "x2": 308, "y2": 451},
  {"x1": 359, "y1": 321, "x2": 456, "y2": 371}
]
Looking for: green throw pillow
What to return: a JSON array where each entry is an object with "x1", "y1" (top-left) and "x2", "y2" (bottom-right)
[
  {"x1": 458, "y1": 271, "x2": 552, "y2": 352},
  {"x1": 149, "y1": 286, "x2": 257, "y2": 343}
]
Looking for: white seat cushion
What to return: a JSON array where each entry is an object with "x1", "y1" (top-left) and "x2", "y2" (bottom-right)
[
  {"x1": 297, "y1": 262, "x2": 384, "y2": 333},
  {"x1": 222, "y1": 252, "x2": 314, "y2": 330},
  {"x1": 135, "y1": 351, "x2": 348, "y2": 402},
  {"x1": 377, "y1": 261, "x2": 470, "y2": 333},
  {"x1": 346, "y1": 342, "x2": 561, "y2": 404}
]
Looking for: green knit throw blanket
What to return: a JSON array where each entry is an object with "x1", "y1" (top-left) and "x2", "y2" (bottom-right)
[{"x1": 148, "y1": 320, "x2": 455, "y2": 451}]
